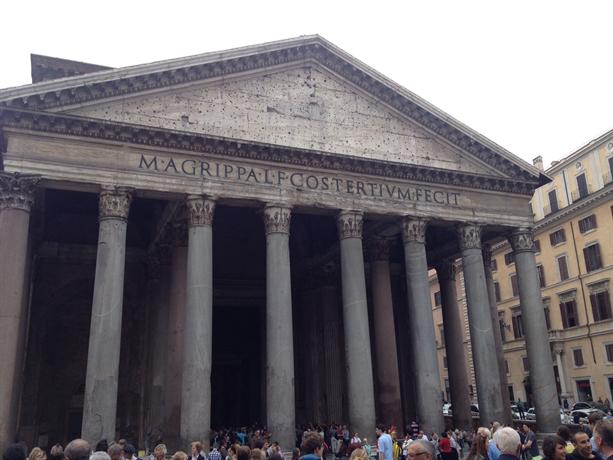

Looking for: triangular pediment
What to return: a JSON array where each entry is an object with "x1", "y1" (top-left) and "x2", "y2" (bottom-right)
[
  {"x1": 63, "y1": 65, "x2": 498, "y2": 176},
  {"x1": 0, "y1": 35, "x2": 546, "y2": 185}
]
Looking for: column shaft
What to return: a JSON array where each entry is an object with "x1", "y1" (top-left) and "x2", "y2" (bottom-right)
[
  {"x1": 483, "y1": 245, "x2": 513, "y2": 425},
  {"x1": 402, "y1": 218, "x2": 443, "y2": 435},
  {"x1": 370, "y1": 238, "x2": 403, "y2": 428},
  {"x1": 321, "y1": 284, "x2": 345, "y2": 423},
  {"x1": 338, "y1": 211, "x2": 376, "y2": 440},
  {"x1": 180, "y1": 197, "x2": 215, "y2": 446},
  {"x1": 82, "y1": 187, "x2": 132, "y2": 444},
  {"x1": 510, "y1": 228, "x2": 559, "y2": 433},
  {"x1": 458, "y1": 224, "x2": 505, "y2": 426},
  {"x1": 437, "y1": 260, "x2": 472, "y2": 431},
  {"x1": 264, "y1": 205, "x2": 296, "y2": 450},
  {"x1": 0, "y1": 173, "x2": 38, "y2": 452}
]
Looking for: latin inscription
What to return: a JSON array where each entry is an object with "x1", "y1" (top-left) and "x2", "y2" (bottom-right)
[{"x1": 138, "y1": 154, "x2": 461, "y2": 205}]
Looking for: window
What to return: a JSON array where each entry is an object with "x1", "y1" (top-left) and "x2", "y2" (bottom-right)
[
  {"x1": 491, "y1": 258, "x2": 498, "y2": 272},
  {"x1": 606, "y1": 344, "x2": 613, "y2": 363},
  {"x1": 438, "y1": 324, "x2": 445, "y2": 347},
  {"x1": 433, "y1": 292, "x2": 441, "y2": 307},
  {"x1": 537, "y1": 265, "x2": 546, "y2": 288},
  {"x1": 505, "y1": 360, "x2": 510, "y2": 375},
  {"x1": 508, "y1": 385, "x2": 515, "y2": 402},
  {"x1": 576, "y1": 173, "x2": 589, "y2": 199},
  {"x1": 512, "y1": 308, "x2": 524, "y2": 339},
  {"x1": 579, "y1": 215, "x2": 597, "y2": 233},
  {"x1": 559, "y1": 292, "x2": 579, "y2": 328},
  {"x1": 573, "y1": 348, "x2": 585, "y2": 367},
  {"x1": 511, "y1": 274, "x2": 519, "y2": 297},
  {"x1": 550, "y1": 228, "x2": 566, "y2": 246},
  {"x1": 494, "y1": 281, "x2": 501, "y2": 302},
  {"x1": 498, "y1": 311, "x2": 507, "y2": 342},
  {"x1": 522, "y1": 356, "x2": 529, "y2": 372},
  {"x1": 589, "y1": 283, "x2": 612, "y2": 322},
  {"x1": 504, "y1": 252, "x2": 515, "y2": 265},
  {"x1": 534, "y1": 239, "x2": 541, "y2": 253},
  {"x1": 584, "y1": 243, "x2": 603, "y2": 272},
  {"x1": 548, "y1": 189, "x2": 559, "y2": 214},
  {"x1": 557, "y1": 255, "x2": 570, "y2": 281},
  {"x1": 544, "y1": 304, "x2": 551, "y2": 330},
  {"x1": 443, "y1": 355, "x2": 448, "y2": 369}
]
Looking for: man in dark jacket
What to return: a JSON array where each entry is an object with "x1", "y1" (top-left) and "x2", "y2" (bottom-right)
[
  {"x1": 594, "y1": 420, "x2": 613, "y2": 460},
  {"x1": 300, "y1": 432, "x2": 324, "y2": 460}
]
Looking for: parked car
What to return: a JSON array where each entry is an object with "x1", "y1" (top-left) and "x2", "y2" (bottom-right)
[
  {"x1": 443, "y1": 403, "x2": 452, "y2": 415},
  {"x1": 441, "y1": 403, "x2": 479, "y2": 416},
  {"x1": 525, "y1": 407, "x2": 572, "y2": 423},
  {"x1": 572, "y1": 401, "x2": 612, "y2": 415}
]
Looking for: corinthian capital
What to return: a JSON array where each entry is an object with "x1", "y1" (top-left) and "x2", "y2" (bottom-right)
[
  {"x1": 186, "y1": 195, "x2": 215, "y2": 227},
  {"x1": 508, "y1": 227, "x2": 535, "y2": 254},
  {"x1": 99, "y1": 186, "x2": 133, "y2": 221},
  {"x1": 457, "y1": 223, "x2": 482, "y2": 251},
  {"x1": 0, "y1": 172, "x2": 40, "y2": 212},
  {"x1": 401, "y1": 217, "x2": 427, "y2": 244},
  {"x1": 337, "y1": 210, "x2": 363, "y2": 240},
  {"x1": 368, "y1": 237, "x2": 392, "y2": 261},
  {"x1": 263, "y1": 204, "x2": 291, "y2": 234}
]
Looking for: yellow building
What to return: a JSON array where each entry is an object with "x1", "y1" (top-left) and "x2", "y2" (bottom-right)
[{"x1": 432, "y1": 128, "x2": 613, "y2": 408}]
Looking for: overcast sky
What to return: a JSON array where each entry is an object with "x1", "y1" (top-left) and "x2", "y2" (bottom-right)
[{"x1": 2, "y1": 1, "x2": 612, "y2": 169}]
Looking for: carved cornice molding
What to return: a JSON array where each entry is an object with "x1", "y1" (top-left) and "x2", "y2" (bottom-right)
[
  {"x1": 436, "y1": 258, "x2": 457, "y2": 282},
  {"x1": 401, "y1": 217, "x2": 427, "y2": 244},
  {"x1": 0, "y1": 107, "x2": 538, "y2": 196},
  {"x1": 508, "y1": 227, "x2": 535, "y2": 254},
  {"x1": 263, "y1": 204, "x2": 291, "y2": 235},
  {"x1": 0, "y1": 172, "x2": 40, "y2": 212},
  {"x1": 368, "y1": 237, "x2": 393, "y2": 261},
  {"x1": 99, "y1": 186, "x2": 132, "y2": 221},
  {"x1": 186, "y1": 195, "x2": 215, "y2": 227},
  {"x1": 457, "y1": 223, "x2": 482, "y2": 251},
  {"x1": 337, "y1": 210, "x2": 363, "y2": 240}
]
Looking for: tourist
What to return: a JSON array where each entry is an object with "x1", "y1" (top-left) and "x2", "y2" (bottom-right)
[
  {"x1": 439, "y1": 432, "x2": 453, "y2": 460},
  {"x1": 351, "y1": 449, "x2": 369, "y2": 460},
  {"x1": 172, "y1": 452, "x2": 188, "y2": 460},
  {"x1": 590, "y1": 413, "x2": 605, "y2": 452},
  {"x1": 209, "y1": 446, "x2": 221, "y2": 460},
  {"x1": 153, "y1": 445, "x2": 167, "y2": 460},
  {"x1": 300, "y1": 432, "x2": 324, "y2": 460},
  {"x1": 541, "y1": 436, "x2": 566, "y2": 460},
  {"x1": 65, "y1": 440, "x2": 91, "y2": 460},
  {"x1": 124, "y1": 444, "x2": 138, "y2": 460},
  {"x1": 191, "y1": 443, "x2": 206, "y2": 460},
  {"x1": 363, "y1": 438, "x2": 372, "y2": 459},
  {"x1": 376, "y1": 426, "x2": 393, "y2": 460},
  {"x1": 516, "y1": 400, "x2": 526, "y2": 421},
  {"x1": 3, "y1": 445, "x2": 26, "y2": 460},
  {"x1": 48, "y1": 445, "x2": 63, "y2": 460},
  {"x1": 27, "y1": 448, "x2": 46, "y2": 460},
  {"x1": 570, "y1": 432, "x2": 602, "y2": 460},
  {"x1": 96, "y1": 442, "x2": 109, "y2": 454},
  {"x1": 108, "y1": 445, "x2": 123, "y2": 460},
  {"x1": 493, "y1": 428, "x2": 522, "y2": 460},
  {"x1": 406, "y1": 440, "x2": 435, "y2": 460},
  {"x1": 465, "y1": 430, "x2": 490, "y2": 460},
  {"x1": 556, "y1": 426, "x2": 575, "y2": 454},
  {"x1": 521, "y1": 424, "x2": 539, "y2": 460},
  {"x1": 90, "y1": 452, "x2": 111, "y2": 460},
  {"x1": 593, "y1": 420, "x2": 613, "y2": 460},
  {"x1": 291, "y1": 449, "x2": 300, "y2": 460},
  {"x1": 236, "y1": 447, "x2": 250, "y2": 460}
]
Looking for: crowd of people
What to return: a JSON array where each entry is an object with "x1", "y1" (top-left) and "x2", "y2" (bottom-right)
[{"x1": 3, "y1": 413, "x2": 613, "y2": 460}]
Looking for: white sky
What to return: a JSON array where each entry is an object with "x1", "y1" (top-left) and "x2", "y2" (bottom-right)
[{"x1": 2, "y1": 0, "x2": 612, "y2": 169}]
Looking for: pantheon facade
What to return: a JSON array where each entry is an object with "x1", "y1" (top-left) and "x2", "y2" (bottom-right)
[{"x1": 0, "y1": 36, "x2": 559, "y2": 451}]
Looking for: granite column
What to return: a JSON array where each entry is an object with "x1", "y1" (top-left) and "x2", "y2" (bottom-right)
[
  {"x1": 82, "y1": 186, "x2": 132, "y2": 444},
  {"x1": 263, "y1": 204, "x2": 296, "y2": 450},
  {"x1": 458, "y1": 224, "x2": 505, "y2": 425},
  {"x1": 180, "y1": 196, "x2": 215, "y2": 446},
  {"x1": 482, "y1": 244, "x2": 513, "y2": 425},
  {"x1": 0, "y1": 173, "x2": 39, "y2": 452},
  {"x1": 436, "y1": 259, "x2": 472, "y2": 431},
  {"x1": 509, "y1": 228, "x2": 559, "y2": 433},
  {"x1": 401, "y1": 217, "x2": 443, "y2": 435},
  {"x1": 369, "y1": 237, "x2": 402, "y2": 429},
  {"x1": 337, "y1": 211, "x2": 376, "y2": 440}
]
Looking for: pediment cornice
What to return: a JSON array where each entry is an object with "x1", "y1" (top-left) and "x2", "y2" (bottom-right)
[
  {"x1": 0, "y1": 37, "x2": 544, "y2": 184},
  {"x1": 0, "y1": 107, "x2": 537, "y2": 196}
]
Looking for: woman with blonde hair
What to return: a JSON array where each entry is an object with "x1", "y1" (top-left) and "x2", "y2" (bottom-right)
[
  {"x1": 350, "y1": 448, "x2": 369, "y2": 460},
  {"x1": 28, "y1": 448, "x2": 47, "y2": 460}
]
